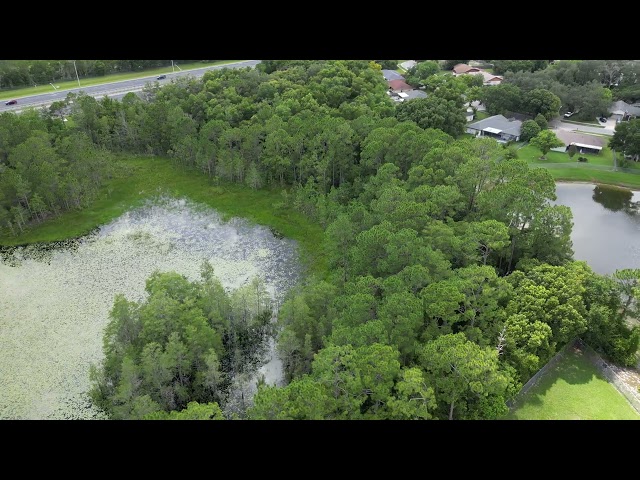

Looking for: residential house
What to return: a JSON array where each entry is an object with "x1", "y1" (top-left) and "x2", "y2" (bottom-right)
[
  {"x1": 452, "y1": 64, "x2": 502, "y2": 85},
  {"x1": 475, "y1": 70, "x2": 503, "y2": 85},
  {"x1": 466, "y1": 115, "x2": 522, "y2": 142},
  {"x1": 503, "y1": 111, "x2": 533, "y2": 122},
  {"x1": 402, "y1": 89, "x2": 427, "y2": 101},
  {"x1": 452, "y1": 63, "x2": 481, "y2": 75},
  {"x1": 387, "y1": 88, "x2": 428, "y2": 103},
  {"x1": 388, "y1": 79, "x2": 414, "y2": 92},
  {"x1": 609, "y1": 100, "x2": 640, "y2": 122},
  {"x1": 399, "y1": 60, "x2": 417, "y2": 71},
  {"x1": 550, "y1": 130, "x2": 607, "y2": 154},
  {"x1": 382, "y1": 69, "x2": 405, "y2": 81}
]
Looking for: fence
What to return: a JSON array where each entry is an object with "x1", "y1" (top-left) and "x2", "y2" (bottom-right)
[
  {"x1": 506, "y1": 338, "x2": 577, "y2": 409},
  {"x1": 508, "y1": 337, "x2": 640, "y2": 414},
  {"x1": 575, "y1": 338, "x2": 640, "y2": 414}
]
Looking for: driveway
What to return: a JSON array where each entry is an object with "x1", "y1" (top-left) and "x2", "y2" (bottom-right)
[{"x1": 549, "y1": 117, "x2": 615, "y2": 136}]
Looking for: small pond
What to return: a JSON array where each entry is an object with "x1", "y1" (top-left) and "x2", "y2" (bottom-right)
[
  {"x1": 553, "y1": 183, "x2": 640, "y2": 275},
  {"x1": 0, "y1": 197, "x2": 301, "y2": 419}
]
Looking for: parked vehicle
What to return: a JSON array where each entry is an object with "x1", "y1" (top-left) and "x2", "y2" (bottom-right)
[{"x1": 5, "y1": 99, "x2": 17, "y2": 105}]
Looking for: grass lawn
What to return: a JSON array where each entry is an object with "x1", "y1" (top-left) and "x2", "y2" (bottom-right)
[
  {"x1": 473, "y1": 110, "x2": 490, "y2": 121},
  {"x1": 0, "y1": 155, "x2": 328, "y2": 277},
  {"x1": 505, "y1": 347, "x2": 640, "y2": 420},
  {"x1": 518, "y1": 144, "x2": 614, "y2": 167},
  {"x1": 562, "y1": 118, "x2": 604, "y2": 127},
  {"x1": 518, "y1": 143, "x2": 640, "y2": 189},
  {"x1": 544, "y1": 168, "x2": 640, "y2": 189},
  {"x1": 0, "y1": 61, "x2": 244, "y2": 100}
]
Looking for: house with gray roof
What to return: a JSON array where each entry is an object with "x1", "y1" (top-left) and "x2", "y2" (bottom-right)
[
  {"x1": 387, "y1": 88, "x2": 428, "y2": 103},
  {"x1": 466, "y1": 114, "x2": 522, "y2": 142},
  {"x1": 382, "y1": 69, "x2": 405, "y2": 82},
  {"x1": 402, "y1": 89, "x2": 427, "y2": 101},
  {"x1": 609, "y1": 100, "x2": 640, "y2": 122}
]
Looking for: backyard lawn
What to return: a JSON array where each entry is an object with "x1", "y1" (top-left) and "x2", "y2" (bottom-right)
[
  {"x1": 519, "y1": 142, "x2": 640, "y2": 189},
  {"x1": 505, "y1": 347, "x2": 640, "y2": 420},
  {"x1": 519, "y1": 144, "x2": 615, "y2": 167}
]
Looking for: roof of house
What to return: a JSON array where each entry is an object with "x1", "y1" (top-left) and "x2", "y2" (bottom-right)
[
  {"x1": 400, "y1": 60, "x2": 417, "y2": 70},
  {"x1": 453, "y1": 63, "x2": 480, "y2": 74},
  {"x1": 388, "y1": 79, "x2": 413, "y2": 91},
  {"x1": 382, "y1": 69, "x2": 405, "y2": 81},
  {"x1": 403, "y1": 89, "x2": 428, "y2": 100},
  {"x1": 503, "y1": 111, "x2": 533, "y2": 122},
  {"x1": 467, "y1": 114, "x2": 522, "y2": 136},
  {"x1": 609, "y1": 100, "x2": 640, "y2": 117},
  {"x1": 472, "y1": 71, "x2": 503, "y2": 83},
  {"x1": 552, "y1": 129, "x2": 608, "y2": 149}
]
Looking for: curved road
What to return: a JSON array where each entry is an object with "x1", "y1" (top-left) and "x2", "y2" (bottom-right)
[{"x1": 0, "y1": 60, "x2": 261, "y2": 113}]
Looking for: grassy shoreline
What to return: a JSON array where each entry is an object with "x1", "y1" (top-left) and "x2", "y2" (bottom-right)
[
  {"x1": 4, "y1": 149, "x2": 640, "y2": 272},
  {"x1": 518, "y1": 143, "x2": 640, "y2": 190},
  {"x1": 0, "y1": 155, "x2": 327, "y2": 277}
]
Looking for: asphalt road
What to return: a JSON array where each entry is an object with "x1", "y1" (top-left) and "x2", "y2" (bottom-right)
[
  {"x1": 0, "y1": 60, "x2": 261, "y2": 113},
  {"x1": 549, "y1": 117, "x2": 616, "y2": 136}
]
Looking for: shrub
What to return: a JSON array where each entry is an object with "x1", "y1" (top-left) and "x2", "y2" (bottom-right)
[
  {"x1": 521, "y1": 120, "x2": 541, "y2": 142},
  {"x1": 535, "y1": 113, "x2": 548, "y2": 130}
]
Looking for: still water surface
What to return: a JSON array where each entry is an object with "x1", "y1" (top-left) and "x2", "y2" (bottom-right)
[{"x1": 553, "y1": 183, "x2": 640, "y2": 275}]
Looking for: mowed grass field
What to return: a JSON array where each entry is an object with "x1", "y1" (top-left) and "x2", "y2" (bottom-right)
[{"x1": 505, "y1": 347, "x2": 640, "y2": 420}]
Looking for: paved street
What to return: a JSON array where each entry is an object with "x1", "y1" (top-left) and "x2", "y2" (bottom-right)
[{"x1": 549, "y1": 117, "x2": 616, "y2": 136}]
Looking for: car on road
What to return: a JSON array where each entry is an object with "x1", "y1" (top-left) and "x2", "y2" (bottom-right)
[
  {"x1": 564, "y1": 112, "x2": 574, "y2": 118},
  {"x1": 5, "y1": 99, "x2": 17, "y2": 105},
  {"x1": 157, "y1": 75, "x2": 167, "y2": 80}
]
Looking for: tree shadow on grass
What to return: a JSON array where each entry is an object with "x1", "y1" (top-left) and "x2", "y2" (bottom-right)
[{"x1": 511, "y1": 348, "x2": 599, "y2": 409}]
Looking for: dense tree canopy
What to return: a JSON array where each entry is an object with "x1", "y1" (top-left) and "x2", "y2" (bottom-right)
[
  {"x1": 89, "y1": 265, "x2": 273, "y2": 419},
  {"x1": 610, "y1": 119, "x2": 640, "y2": 160},
  {"x1": 2, "y1": 59, "x2": 638, "y2": 420}
]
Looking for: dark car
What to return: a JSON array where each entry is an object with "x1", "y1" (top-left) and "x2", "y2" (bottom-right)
[
  {"x1": 5, "y1": 99, "x2": 17, "y2": 105},
  {"x1": 599, "y1": 117, "x2": 607, "y2": 123},
  {"x1": 157, "y1": 75, "x2": 167, "y2": 80}
]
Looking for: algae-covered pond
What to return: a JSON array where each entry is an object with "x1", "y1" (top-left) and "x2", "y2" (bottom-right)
[{"x1": 0, "y1": 197, "x2": 301, "y2": 419}]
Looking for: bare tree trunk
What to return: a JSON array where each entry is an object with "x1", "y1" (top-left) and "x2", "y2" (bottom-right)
[
  {"x1": 496, "y1": 325, "x2": 507, "y2": 356},
  {"x1": 449, "y1": 400, "x2": 455, "y2": 420}
]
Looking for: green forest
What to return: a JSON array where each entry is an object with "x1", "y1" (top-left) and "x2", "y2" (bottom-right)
[{"x1": 1, "y1": 60, "x2": 639, "y2": 420}]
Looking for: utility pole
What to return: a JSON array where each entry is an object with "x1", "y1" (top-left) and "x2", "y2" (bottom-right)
[
  {"x1": 171, "y1": 60, "x2": 175, "y2": 73},
  {"x1": 73, "y1": 60, "x2": 81, "y2": 88}
]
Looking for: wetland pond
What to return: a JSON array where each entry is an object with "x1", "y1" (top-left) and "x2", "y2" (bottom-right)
[
  {"x1": 553, "y1": 183, "x2": 640, "y2": 275},
  {"x1": 0, "y1": 197, "x2": 302, "y2": 419}
]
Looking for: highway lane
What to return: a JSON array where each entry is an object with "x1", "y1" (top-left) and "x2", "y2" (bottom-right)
[{"x1": 0, "y1": 60, "x2": 261, "y2": 113}]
